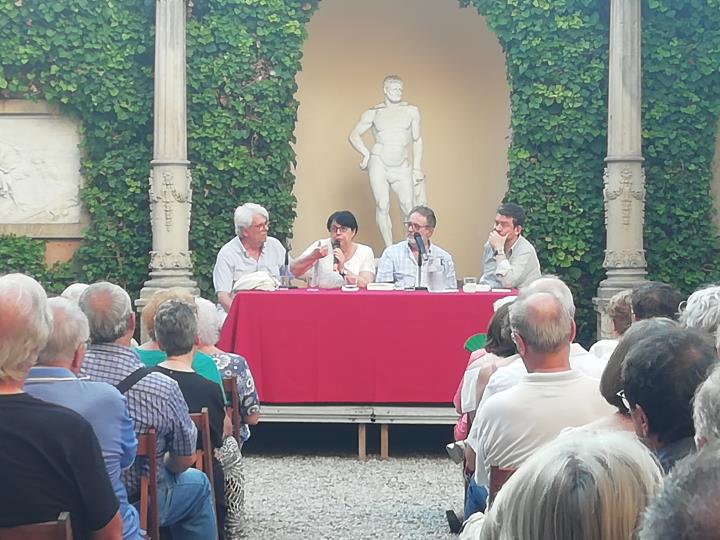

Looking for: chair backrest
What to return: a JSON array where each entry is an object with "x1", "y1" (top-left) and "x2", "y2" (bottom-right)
[
  {"x1": 222, "y1": 377, "x2": 242, "y2": 442},
  {"x1": 189, "y1": 408, "x2": 215, "y2": 506},
  {"x1": 489, "y1": 465, "x2": 516, "y2": 506},
  {"x1": 464, "y1": 333, "x2": 487, "y2": 353},
  {"x1": 136, "y1": 429, "x2": 160, "y2": 540},
  {"x1": 0, "y1": 512, "x2": 73, "y2": 540}
]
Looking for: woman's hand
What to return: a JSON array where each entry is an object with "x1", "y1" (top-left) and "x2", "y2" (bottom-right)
[{"x1": 333, "y1": 247, "x2": 347, "y2": 268}]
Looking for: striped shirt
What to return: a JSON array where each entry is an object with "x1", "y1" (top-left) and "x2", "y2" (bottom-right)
[
  {"x1": 376, "y1": 240, "x2": 457, "y2": 289},
  {"x1": 80, "y1": 343, "x2": 196, "y2": 495}
]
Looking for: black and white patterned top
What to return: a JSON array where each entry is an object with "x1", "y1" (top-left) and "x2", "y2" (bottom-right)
[{"x1": 211, "y1": 351, "x2": 260, "y2": 442}]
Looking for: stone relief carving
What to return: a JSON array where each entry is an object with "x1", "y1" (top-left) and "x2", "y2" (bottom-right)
[
  {"x1": 603, "y1": 249, "x2": 646, "y2": 269},
  {"x1": 602, "y1": 166, "x2": 645, "y2": 227},
  {"x1": 148, "y1": 169, "x2": 191, "y2": 232},
  {"x1": 149, "y1": 250, "x2": 193, "y2": 270}
]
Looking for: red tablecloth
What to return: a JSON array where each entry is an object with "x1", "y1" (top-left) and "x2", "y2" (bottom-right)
[{"x1": 217, "y1": 289, "x2": 511, "y2": 404}]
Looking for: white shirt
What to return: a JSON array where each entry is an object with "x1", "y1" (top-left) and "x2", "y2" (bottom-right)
[
  {"x1": 376, "y1": 240, "x2": 456, "y2": 289},
  {"x1": 212, "y1": 236, "x2": 286, "y2": 293},
  {"x1": 470, "y1": 369, "x2": 614, "y2": 484},
  {"x1": 589, "y1": 338, "x2": 618, "y2": 359},
  {"x1": 296, "y1": 239, "x2": 375, "y2": 283}
]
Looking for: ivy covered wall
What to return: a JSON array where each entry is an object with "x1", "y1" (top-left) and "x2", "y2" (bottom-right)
[{"x1": 0, "y1": 0, "x2": 719, "y2": 341}]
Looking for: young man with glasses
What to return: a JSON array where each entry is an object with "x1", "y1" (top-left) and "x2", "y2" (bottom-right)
[{"x1": 375, "y1": 205, "x2": 456, "y2": 289}]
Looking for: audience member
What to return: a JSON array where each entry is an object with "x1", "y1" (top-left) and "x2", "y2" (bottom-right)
[
  {"x1": 461, "y1": 432, "x2": 663, "y2": 540},
  {"x1": 0, "y1": 274, "x2": 122, "y2": 539},
  {"x1": 78, "y1": 282, "x2": 217, "y2": 539},
  {"x1": 678, "y1": 284, "x2": 720, "y2": 334},
  {"x1": 376, "y1": 205, "x2": 457, "y2": 289},
  {"x1": 589, "y1": 289, "x2": 632, "y2": 359},
  {"x1": 24, "y1": 297, "x2": 140, "y2": 540},
  {"x1": 151, "y1": 300, "x2": 227, "y2": 539},
  {"x1": 213, "y1": 202, "x2": 286, "y2": 312},
  {"x1": 637, "y1": 441, "x2": 720, "y2": 540},
  {"x1": 136, "y1": 288, "x2": 225, "y2": 393},
  {"x1": 592, "y1": 318, "x2": 677, "y2": 433},
  {"x1": 631, "y1": 281, "x2": 684, "y2": 321},
  {"x1": 464, "y1": 291, "x2": 613, "y2": 518},
  {"x1": 692, "y1": 363, "x2": 720, "y2": 448},
  {"x1": 622, "y1": 327, "x2": 717, "y2": 472},
  {"x1": 478, "y1": 203, "x2": 541, "y2": 289},
  {"x1": 291, "y1": 210, "x2": 376, "y2": 288},
  {"x1": 61, "y1": 282, "x2": 89, "y2": 303}
]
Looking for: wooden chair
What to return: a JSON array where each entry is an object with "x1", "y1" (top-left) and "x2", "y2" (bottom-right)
[
  {"x1": 136, "y1": 429, "x2": 160, "y2": 540},
  {"x1": 189, "y1": 408, "x2": 215, "y2": 506},
  {"x1": 489, "y1": 466, "x2": 516, "y2": 506},
  {"x1": 0, "y1": 512, "x2": 72, "y2": 539},
  {"x1": 223, "y1": 377, "x2": 242, "y2": 442}
]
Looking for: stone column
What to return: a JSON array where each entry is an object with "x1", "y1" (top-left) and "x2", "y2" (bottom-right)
[
  {"x1": 137, "y1": 0, "x2": 198, "y2": 330},
  {"x1": 594, "y1": 0, "x2": 647, "y2": 337}
]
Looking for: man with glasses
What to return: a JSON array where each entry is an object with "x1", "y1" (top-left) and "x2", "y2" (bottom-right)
[
  {"x1": 479, "y1": 202, "x2": 540, "y2": 289},
  {"x1": 213, "y1": 202, "x2": 287, "y2": 312},
  {"x1": 376, "y1": 205, "x2": 456, "y2": 289}
]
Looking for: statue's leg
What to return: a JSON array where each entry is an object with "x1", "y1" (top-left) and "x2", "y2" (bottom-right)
[
  {"x1": 413, "y1": 179, "x2": 427, "y2": 207},
  {"x1": 391, "y1": 168, "x2": 414, "y2": 220},
  {"x1": 368, "y1": 157, "x2": 393, "y2": 247}
]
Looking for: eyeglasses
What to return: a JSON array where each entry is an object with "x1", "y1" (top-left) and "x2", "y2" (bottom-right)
[
  {"x1": 330, "y1": 225, "x2": 350, "y2": 234},
  {"x1": 252, "y1": 221, "x2": 270, "y2": 230},
  {"x1": 404, "y1": 221, "x2": 430, "y2": 232},
  {"x1": 616, "y1": 389, "x2": 632, "y2": 412}
]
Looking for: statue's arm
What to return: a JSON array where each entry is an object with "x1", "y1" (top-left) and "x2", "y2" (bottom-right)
[
  {"x1": 410, "y1": 107, "x2": 424, "y2": 180},
  {"x1": 348, "y1": 109, "x2": 375, "y2": 162}
]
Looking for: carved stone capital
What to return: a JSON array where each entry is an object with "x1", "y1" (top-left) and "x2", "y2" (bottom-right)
[
  {"x1": 603, "y1": 249, "x2": 646, "y2": 269},
  {"x1": 149, "y1": 250, "x2": 193, "y2": 271}
]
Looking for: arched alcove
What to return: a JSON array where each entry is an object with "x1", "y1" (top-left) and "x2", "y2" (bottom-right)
[{"x1": 291, "y1": 0, "x2": 511, "y2": 279}]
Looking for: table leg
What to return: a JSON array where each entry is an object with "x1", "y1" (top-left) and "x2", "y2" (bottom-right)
[
  {"x1": 358, "y1": 424, "x2": 367, "y2": 461},
  {"x1": 380, "y1": 424, "x2": 389, "y2": 460}
]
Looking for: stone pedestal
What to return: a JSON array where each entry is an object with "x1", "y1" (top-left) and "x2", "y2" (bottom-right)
[
  {"x1": 137, "y1": 0, "x2": 198, "y2": 339},
  {"x1": 595, "y1": 0, "x2": 646, "y2": 337}
]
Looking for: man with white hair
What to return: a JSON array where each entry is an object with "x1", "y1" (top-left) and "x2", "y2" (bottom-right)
[
  {"x1": 679, "y1": 284, "x2": 720, "y2": 335},
  {"x1": 24, "y1": 297, "x2": 140, "y2": 540},
  {"x1": 693, "y1": 364, "x2": 720, "y2": 449},
  {"x1": 79, "y1": 282, "x2": 217, "y2": 539},
  {"x1": 464, "y1": 290, "x2": 613, "y2": 518},
  {"x1": 213, "y1": 202, "x2": 286, "y2": 312},
  {"x1": 0, "y1": 274, "x2": 122, "y2": 539}
]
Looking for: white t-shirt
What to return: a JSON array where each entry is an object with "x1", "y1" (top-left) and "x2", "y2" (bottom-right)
[
  {"x1": 296, "y1": 239, "x2": 375, "y2": 283},
  {"x1": 470, "y1": 369, "x2": 615, "y2": 484},
  {"x1": 589, "y1": 338, "x2": 618, "y2": 359}
]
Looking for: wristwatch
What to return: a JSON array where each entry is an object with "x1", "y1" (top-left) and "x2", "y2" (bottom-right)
[{"x1": 493, "y1": 249, "x2": 505, "y2": 257}]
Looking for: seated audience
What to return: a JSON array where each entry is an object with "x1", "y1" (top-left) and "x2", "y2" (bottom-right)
[
  {"x1": 621, "y1": 327, "x2": 717, "y2": 472},
  {"x1": 678, "y1": 284, "x2": 720, "y2": 334},
  {"x1": 291, "y1": 210, "x2": 375, "y2": 288},
  {"x1": 151, "y1": 300, "x2": 228, "y2": 539},
  {"x1": 465, "y1": 291, "x2": 614, "y2": 518},
  {"x1": 196, "y1": 297, "x2": 261, "y2": 442},
  {"x1": 461, "y1": 431, "x2": 663, "y2": 540},
  {"x1": 692, "y1": 363, "x2": 720, "y2": 449},
  {"x1": 376, "y1": 205, "x2": 457, "y2": 289},
  {"x1": 136, "y1": 288, "x2": 225, "y2": 394},
  {"x1": 592, "y1": 317, "x2": 677, "y2": 433},
  {"x1": 589, "y1": 289, "x2": 632, "y2": 359},
  {"x1": 0, "y1": 274, "x2": 122, "y2": 540},
  {"x1": 78, "y1": 282, "x2": 217, "y2": 539},
  {"x1": 637, "y1": 441, "x2": 720, "y2": 540},
  {"x1": 631, "y1": 281, "x2": 684, "y2": 321},
  {"x1": 24, "y1": 297, "x2": 140, "y2": 540},
  {"x1": 213, "y1": 202, "x2": 286, "y2": 312},
  {"x1": 61, "y1": 282, "x2": 90, "y2": 303}
]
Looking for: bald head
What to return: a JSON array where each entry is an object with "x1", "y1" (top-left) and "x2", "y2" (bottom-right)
[
  {"x1": 523, "y1": 275, "x2": 575, "y2": 317},
  {"x1": 0, "y1": 274, "x2": 52, "y2": 381},
  {"x1": 510, "y1": 291, "x2": 573, "y2": 354},
  {"x1": 78, "y1": 282, "x2": 133, "y2": 344}
]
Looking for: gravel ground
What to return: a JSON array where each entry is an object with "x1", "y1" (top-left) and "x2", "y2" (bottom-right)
[{"x1": 239, "y1": 455, "x2": 463, "y2": 539}]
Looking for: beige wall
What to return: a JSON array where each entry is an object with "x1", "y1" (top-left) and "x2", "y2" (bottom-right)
[{"x1": 291, "y1": 0, "x2": 511, "y2": 280}]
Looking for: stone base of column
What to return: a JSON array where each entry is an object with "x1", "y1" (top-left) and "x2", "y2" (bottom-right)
[
  {"x1": 135, "y1": 269, "x2": 199, "y2": 342},
  {"x1": 594, "y1": 269, "x2": 647, "y2": 339}
]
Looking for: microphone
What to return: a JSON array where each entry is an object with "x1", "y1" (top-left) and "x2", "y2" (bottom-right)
[
  {"x1": 331, "y1": 239, "x2": 341, "y2": 265},
  {"x1": 414, "y1": 232, "x2": 426, "y2": 259}
]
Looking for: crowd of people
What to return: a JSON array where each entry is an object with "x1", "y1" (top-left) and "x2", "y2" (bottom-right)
[
  {"x1": 0, "y1": 276, "x2": 260, "y2": 540},
  {"x1": 448, "y1": 276, "x2": 720, "y2": 539}
]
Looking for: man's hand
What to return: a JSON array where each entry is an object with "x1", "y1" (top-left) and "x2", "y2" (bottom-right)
[
  {"x1": 312, "y1": 244, "x2": 329, "y2": 261},
  {"x1": 412, "y1": 168, "x2": 425, "y2": 183},
  {"x1": 360, "y1": 154, "x2": 370, "y2": 170},
  {"x1": 488, "y1": 230, "x2": 507, "y2": 251}
]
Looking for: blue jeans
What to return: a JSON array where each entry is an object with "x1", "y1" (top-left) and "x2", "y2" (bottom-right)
[
  {"x1": 157, "y1": 466, "x2": 217, "y2": 540},
  {"x1": 464, "y1": 476, "x2": 488, "y2": 520}
]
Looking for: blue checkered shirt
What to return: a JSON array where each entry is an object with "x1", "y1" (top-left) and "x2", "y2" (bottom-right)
[
  {"x1": 376, "y1": 240, "x2": 457, "y2": 289},
  {"x1": 80, "y1": 344, "x2": 197, "y2": 496}
]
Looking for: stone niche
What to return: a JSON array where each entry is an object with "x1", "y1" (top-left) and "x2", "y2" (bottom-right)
[{"x1": 0, "y1": 99, "x2": 88, "y2": 238}]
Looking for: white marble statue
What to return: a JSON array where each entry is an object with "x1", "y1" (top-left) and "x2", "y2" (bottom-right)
[{"x1": 349, "y1": 75, "x2": 425, "y2": 247}]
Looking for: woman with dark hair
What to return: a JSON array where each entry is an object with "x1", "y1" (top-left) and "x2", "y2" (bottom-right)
[{"x1": 290, "y1": 210, "x2": 375, "y2": 288}]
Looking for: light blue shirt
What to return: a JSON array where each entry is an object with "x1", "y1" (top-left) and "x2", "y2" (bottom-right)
[
  {"x1": 376, "y1": 240, "x2": 457, "y2": 289},
  {"x1": 25, "y1": 367, "x2": 140, "y2": 540}
]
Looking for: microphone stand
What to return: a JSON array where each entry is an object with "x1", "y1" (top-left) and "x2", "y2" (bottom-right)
[{"x1": 416, "y1": 251, "x2": 423, "y2": 289}]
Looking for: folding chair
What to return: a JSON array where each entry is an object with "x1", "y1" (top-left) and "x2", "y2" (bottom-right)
[
  {"x1": 489, "y1": 465, "x2": 516, "y2": 506},
  {"x1": 0, "y1": 512, "x2": 73, "y2": 539},
  {"x1": 222, "y1": 377, "x2": 242, "y2": 442},
  {"x1": 136, "y1": 429, "x2": 160, "y2": 540},
  {"x1": 189, "y1": 408, "x2": 215, "y2": 506}
]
